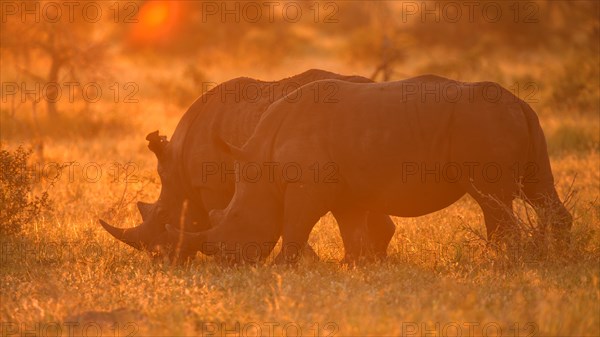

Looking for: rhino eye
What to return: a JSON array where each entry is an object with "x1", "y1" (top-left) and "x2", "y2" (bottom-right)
[{"x1": 157, "y1": 207, "x2": 168, "y2": 219}]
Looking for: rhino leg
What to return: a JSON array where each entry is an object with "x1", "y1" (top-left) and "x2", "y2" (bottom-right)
[
  {"x1": 332, "y1": 211, "x2": 395, "y2": 263},
  {"x1": 274, "y1": 185, "x2": 329, "y2": 265},
  {"x1": 365, "y1": 212, "x2": 395, "y2": 259},
  {"x1": 470, "y1": 193, "x2": 515, "y2": 241},
  {"x1": 332, "y1": 209, "x2": 369, "y2": 263}
]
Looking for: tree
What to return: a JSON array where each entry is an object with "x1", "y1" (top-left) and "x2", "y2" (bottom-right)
[{"x1": 1, "y1": 1, "x2": 111, "y2": 117}]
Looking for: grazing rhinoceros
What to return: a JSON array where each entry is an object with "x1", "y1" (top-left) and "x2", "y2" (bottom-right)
[
  {"x1": 168, "y1": 75, "x2": 573, "y2": 264},
  {"x1": 99, "y1": 69, "x2": 395, "y2": 261}
]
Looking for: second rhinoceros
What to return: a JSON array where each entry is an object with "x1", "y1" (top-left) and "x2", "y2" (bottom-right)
[{"x1": 100, "y1": 69, "x2": 395, "y2": 261}]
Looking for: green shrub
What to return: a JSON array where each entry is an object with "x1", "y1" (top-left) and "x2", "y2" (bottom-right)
[{"x1": 0, "y1": 145, "x2": 49, "y2": 235}]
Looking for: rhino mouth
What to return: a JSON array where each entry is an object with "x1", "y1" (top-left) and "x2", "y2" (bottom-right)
[{"x1": 165, "y1": 224, "x2": 213, "y2": 255}]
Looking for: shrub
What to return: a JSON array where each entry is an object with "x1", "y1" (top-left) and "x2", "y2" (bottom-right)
[
  {"x1": 0, "y1": 145, "x2": 49, "y2": 235},
  {"x1": 547, "y1": 124, "x2": 598, "y2": 155},
  {"x1": 459, "y1": 181, "x2": 591, "y2": 266},
  {"x1": 550, "y1": 53, "x2": 599, "y2": 114}
]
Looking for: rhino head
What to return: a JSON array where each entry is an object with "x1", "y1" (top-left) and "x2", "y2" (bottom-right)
[
  {"x1": 100, "y1": 131, "x2": 201, "y2": 260},
  {"x1": 164, "y1": 140, "x2": 284, "y2": 263}
]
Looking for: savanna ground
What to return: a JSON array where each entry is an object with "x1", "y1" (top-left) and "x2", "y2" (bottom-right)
[{"x1": 1, "y1": 1, "x2": 599, "y2": 336}]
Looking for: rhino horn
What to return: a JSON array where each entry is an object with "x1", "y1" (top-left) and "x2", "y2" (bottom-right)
[
  {"x1": 136, "y1": 201, "x2": 153, "y2": 222},
  {"x1": 99, "y1": 219, "x2": 146, "y2": 250},
  {"x1": 165, "y1": 224, "x2": 212, "y2": 254}
]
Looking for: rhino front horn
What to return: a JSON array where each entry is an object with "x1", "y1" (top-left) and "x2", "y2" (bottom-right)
[{"x1": 99, "y1": 219, "x2": 145, "y2": 250}]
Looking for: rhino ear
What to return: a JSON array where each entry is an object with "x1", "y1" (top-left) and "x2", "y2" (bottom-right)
[
  {"x1": 137, "y1": 201, "x2": 154, "y2": 221},
  {"x1": 146, "y1": 130, "x2": 169, "y2": 159},
  {"x1": 213, "y1": 134, "x2": 247, "y2": 160}
]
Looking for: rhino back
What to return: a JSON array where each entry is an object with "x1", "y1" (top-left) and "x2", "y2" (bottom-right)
[
  {"x1": 242, "y1": 76, "x2": 535, "y2": 213},
  {"x1": 167, "y1": 70, "x2": 373, "y2": 210},
  {"x1": 250, "y1": 76, "x2": 529, "y2": 161},
  {"x1": 171, "y1": 70, "x2": 372, "y2": 158}
]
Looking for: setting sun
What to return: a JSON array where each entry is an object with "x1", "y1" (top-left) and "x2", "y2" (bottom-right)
[
  {"x1": 130, "y1": 1, "x2": 180, "y2": 44},
  {"x1": 140, "y1": 1, "x2": 169, "y2": 28}
]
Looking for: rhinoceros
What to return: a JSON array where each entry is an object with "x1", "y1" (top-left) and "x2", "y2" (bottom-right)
[
  {"x1": 168, "y1": 75, "x2": 573, "y2": 263},
  {"x1": 99, "y1": 69, "x2": 395, "y2": 261}
]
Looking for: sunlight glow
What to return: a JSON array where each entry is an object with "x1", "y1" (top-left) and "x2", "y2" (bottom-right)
[
  {"x1": 141, "y1": 2, "x2": 170, "y2": 29},
  {"x1": 130, "y1": 1, "x2": 180, "y2": 44}
]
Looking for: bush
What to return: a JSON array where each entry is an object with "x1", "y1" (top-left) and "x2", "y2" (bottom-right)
[
  {"x1": 547, "y1": 125, "x2": 599, "y2": 155},
  {"x1": 550, "y1": 53, "x2": 599, "y2": 114},
  {"x1": 0, "y1": 145, "x2": 49, "y2": 235},
  {"x1": 460, "y1": 181, "x2": 588, "y2": 266}
]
